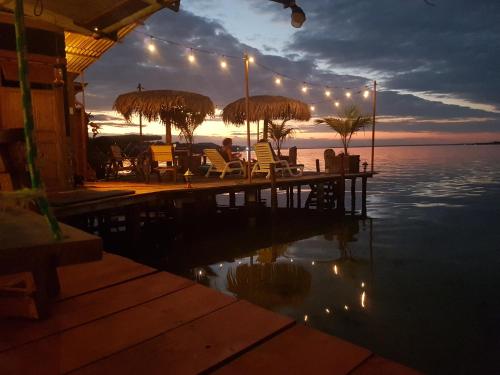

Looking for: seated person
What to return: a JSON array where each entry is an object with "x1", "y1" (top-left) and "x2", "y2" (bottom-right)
[{"x1": 220, "y1": 137, "x2": 242, "y2": 162}]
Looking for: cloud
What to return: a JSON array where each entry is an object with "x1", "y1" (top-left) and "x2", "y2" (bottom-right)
[{"x1": 82, "y1": 4, "x2": 500, "y2": 144}]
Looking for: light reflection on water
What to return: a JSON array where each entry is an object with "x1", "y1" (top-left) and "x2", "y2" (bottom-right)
[{"x1": 155, "y1": 145, "x2": 500, "y2": 374}]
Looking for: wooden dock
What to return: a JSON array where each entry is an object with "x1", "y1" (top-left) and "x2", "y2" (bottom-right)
[
  {"x1": 0, "y1": 252, "x2": 419, "y2": 374},
  {"x1": 49, "y1": 172, "x2": 373, "y2": 220}
]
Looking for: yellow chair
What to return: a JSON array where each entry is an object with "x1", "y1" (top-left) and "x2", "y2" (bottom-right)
[{"x1": 149, "y1": 145, "x2": 178, "y2": 182}]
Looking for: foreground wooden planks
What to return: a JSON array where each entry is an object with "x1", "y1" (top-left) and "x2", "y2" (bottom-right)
[
  {"x1": 73, "y1": 300, "x2": 294, "y2": 375},
  {"x1": 56, "y1": 253, "x2": 155, "y2": 300},
  {"x1": 0, "y1": 271, "x2": 193, "y2": 352},
  {"x1": 350, "y1": 355, "x2": 422, "y2": 375},
  {"x1": 0, "y1": 284, "x2": 236, "y2": 374},
  {"x1": 213, "y1": 324, "x2": 371, "y2": 375}
]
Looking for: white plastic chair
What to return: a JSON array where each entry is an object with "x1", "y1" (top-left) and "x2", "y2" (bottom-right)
[
  {"x1": 251, "y1": 142, "x2": 303, "y2": 179},
  {"x1": 204, "y1": 149, "x2": 246, "y2": 179}
]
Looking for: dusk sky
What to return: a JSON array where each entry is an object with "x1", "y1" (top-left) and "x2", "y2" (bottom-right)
[{"x1": 84, "y1": 0, "x2": 500, "y2": 147}]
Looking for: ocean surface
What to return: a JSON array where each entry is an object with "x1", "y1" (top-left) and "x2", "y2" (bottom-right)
[{"x1": 122, "y1": 145, "x2": 500, "y2": 374}]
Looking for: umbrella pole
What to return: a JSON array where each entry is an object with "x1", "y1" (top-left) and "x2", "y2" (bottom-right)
[
  {"x1": 370, "y1": 80, "x2": 377, "y2": 174},
  {"x1": 244, "y1": 53, "x2": 251, "y2": 182},
  {"x1": 137, "y1": 83, "x2": 143, "y2": 137}
]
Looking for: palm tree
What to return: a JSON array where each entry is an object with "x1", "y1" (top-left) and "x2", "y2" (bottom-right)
[
  {"x1": 315, "y1": 104, "x2": 371, "y2": 155},
  {"x1": 267, "y1": 120, "x2": 295, "y2": 157},
  {"x1": 172, "y1": 109, "x2": 204, "y2": 149}
]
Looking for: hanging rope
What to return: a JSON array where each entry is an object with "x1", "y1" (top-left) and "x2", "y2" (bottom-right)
[{"x1": 13, "y1": 0, "x2": 61, "y2": 240}]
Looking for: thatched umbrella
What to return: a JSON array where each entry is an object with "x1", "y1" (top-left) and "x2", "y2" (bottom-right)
[
  {"x1": 113, "y1": 90, "x2": 214, "y2": 144},
  {"x1": 226, "y1": 262, "x2": 311, "y2": 309},
  {"x1": 222, "y1": 95, "x2": 311, "y2": 141}
]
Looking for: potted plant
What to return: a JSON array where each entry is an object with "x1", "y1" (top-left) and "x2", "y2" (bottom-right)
[{"x1": 315, "y1": 104, "x2": 371, "y2": 173}]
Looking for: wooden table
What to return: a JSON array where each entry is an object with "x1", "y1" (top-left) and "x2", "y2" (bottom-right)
[{"x1": 0, "y1": 207, "x2": 102, "y2": 319}]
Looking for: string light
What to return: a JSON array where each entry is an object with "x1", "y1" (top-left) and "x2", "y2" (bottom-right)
[
  {"x1": 133, "y1": 30, "x2": 373, "y2": 102},
  {"x1": 147, "y1": 38, "x2": 156, "y2": 53},
  {"x1": 361, "y1": 282, "x2": 365, "y2": 288},
  {"x1": 310, "y1": 105, "x2": 315, "y2": 111},
  {"x1": 304, "y1": 314, "x2": 308, "y2": 322},
  {"x1": 361, "y1": 291, "x2": 366, "y2": 308},
  {"x1": 333, "y1": 264, "x2": 338, "y2": 275},
  {"x1": 325, "y1": 308, "x2": 331, "y2": 314},
  {"x1": 311, "y1": 260, "x2": 315, "y2": 265},
  {"x1": 344, "y1": 305, "x2": 349, "y2": 311}
]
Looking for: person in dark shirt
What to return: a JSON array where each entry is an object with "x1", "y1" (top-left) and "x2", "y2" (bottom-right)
[{"x1": 220, "y1": 138, "x2": 241, "y2": 162}]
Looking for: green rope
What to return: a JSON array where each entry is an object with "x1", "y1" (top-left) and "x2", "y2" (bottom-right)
[{"x1": 13, "y1": 0, "x2": 61, "y2": 240}]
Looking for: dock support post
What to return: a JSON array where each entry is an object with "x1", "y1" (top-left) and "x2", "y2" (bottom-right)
[
  {"x1": 270, "y1": 164, "x2": 277, "y2": 214},
  {"x1": 337, "y1": 155, "x2": 346, "y2": 214},
  {"x1": 229, "y1": 191, "x2": 236, "y2": 208},
  {"x1": 297, "y1": 185, "x2": 301, "y2": 208},
  {"x1": 289, "y1": 186, "x2": 294, "y2": 208},
  {"x1": 317, "y1": 183, "x2": 324, "y2": 211},
  {"x1": 362, "y1": 176, "x2": 368, "y2": 217},
  {"x1": 351, "y1": 177, "x2": 356, "y2": 213},
  {"x1": 315, "y1": 159, "x2": 320, "y2": 173}
]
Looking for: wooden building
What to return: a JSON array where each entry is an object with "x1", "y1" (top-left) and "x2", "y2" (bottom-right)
[{"x1": 0, "y1": 0, "x2": 180, "y2": 191}]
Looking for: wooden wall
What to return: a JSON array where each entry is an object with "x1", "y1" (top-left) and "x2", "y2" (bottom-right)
[{"x1": 0, "y1": 16, "x2": 72, "y2": 191}]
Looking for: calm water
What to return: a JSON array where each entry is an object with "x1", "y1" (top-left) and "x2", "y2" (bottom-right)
[{"x1": 124, "y1": 145, "x2": 500, "y2": 374}]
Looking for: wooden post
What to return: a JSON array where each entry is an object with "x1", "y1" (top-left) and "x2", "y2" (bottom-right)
[
  {"x1": 362, "y1": 176, "x2": 368, "y2": 217},
  {"x1": 317, "y1": 183, "x2": 324, "y2": 211},
  {"x1": 315, "y1": 159, "x2": 320, "y2": 173},
  {"x1": 80, "y1": 70, "x2": 87, "y2": 180},
  {"x1": 337, "y1": 155, "x2": 346, "y2": 213},
  {"x1": 371, "y1": 80, "x2": 377, "y2": 173},
  {"x1": 351, "y1": 177, "x2": 356, "y2": 213},
  {"x1": 137, "y1": 83, "x2": 143, "y2": 137},
  {"x1": 14, "y1": 0, "x2": 61, "y2": 240},
  {"x1": 270, "y1": 164, "x2": 277, "y2": 214},
  {"x1": 297, "y1": 185, "x2": 301, "y2": 208},
  {"x1": 285, "y1": 187, "x2": 290, "y2": 208},
  {"x1": 289, "y1": 186, "x2": 294, "y2": 208},
  {"x1": 244, "y1": 53, "x2": 252, "y2": 182},
  {"x1": 229, "y1": 191, "x2": 236, "y2": 208}
]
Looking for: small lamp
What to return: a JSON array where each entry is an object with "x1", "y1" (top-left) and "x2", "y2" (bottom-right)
[{"x1": 184, "y1": 168, "x2": 194, "y2": 188}]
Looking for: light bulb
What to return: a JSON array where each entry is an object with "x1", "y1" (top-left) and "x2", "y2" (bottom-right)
[
  {"x1": 310, "y1": 105, "x2": 315, "y2": 111},
  {"x1": 301, "y1": 85, "x2": 308, "y2": 93},
  {"x1": 334, "y1": 101, "x2": 340, "y2": 107},
  {"x1": 220, "y1": 60, "x2": 227, "y2": 69},
  {"x1": 188, "y1": 53, "x2": 195, "y2": 63},
  {"x1": 147, "y1": 42, "x2": 156, "y2": 53},
  {"x1": 363, "y1": 90, "x2": 370, "y2": 98},
  {"x1": 345, "y1": 91, "x2": 352, "y2": 98},
  {"x1": 275, "y1": 77, "x2": 282, "y2": 85},
  {"x1": 325, "y1": 90, "x2": 331, "y2": 97},
  {"x1": 248, "y1": 56, "x2": 255, "y2": 63}
]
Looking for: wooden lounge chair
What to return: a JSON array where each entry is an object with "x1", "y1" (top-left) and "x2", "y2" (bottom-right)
[
  {"x1": 251, "y1": 142, "x2": 303, "y2": 179},
  {"x1": 106, "y1": 144, "x2": 136, "y2": 179},
  {"x1": 204, "y1": 149, "x2": 246, "y2": 179},
  {"x1": 148, "y1": 145, "x2": 179, "y2": 183}
]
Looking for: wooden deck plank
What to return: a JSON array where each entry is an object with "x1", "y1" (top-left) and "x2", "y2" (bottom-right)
[
  {"x1": 214, "y1": 324, "x2": 371, "y2": 375},
  {"x1": 0, "y1": 272, "x2": 193, "y2": 352},
  {"x1": 350, "y1": 355, "x2": 422, "y2": 375},
  {"x1": 56, "y1": 253, "x2": 155, "y2": 300},
  {"x1": 72, "y1": 300, "x2": 294, "y2": 375},
  {"x1": 0, "y1": 284, "x2": 235, "y2": 375}
]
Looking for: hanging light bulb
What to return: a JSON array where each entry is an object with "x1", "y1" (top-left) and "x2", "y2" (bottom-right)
[
  {"x1": 188, "y1": 50, "x2": 196, "y2": 63},
  {"x1": 301, "y1": 84, "x2": 308, "y2": 93},
  {"x1": 248, "y1": 56, "x2": 255, "y2": 63},
  {"x1": 334, "y1": 101, "x2": 340, "y2": 108},
  {"x1": 325, "y1": 89, "x2": 331, "y2": 97},
  {"x1": 363, "y1": 90, "x2": 370, "y2": 98},
  {"x1": 310, "y1": 105, "x2": 315, "y2": 111},
  {"x1": 220, "y1": 58, "x2": 227, "y2": 69},
  {"x1": 345, "y1": 91, "x2": 352, "y2": 98},
  {"x1": 275, "y1": 77, "x2": 282, "y2": 85}
]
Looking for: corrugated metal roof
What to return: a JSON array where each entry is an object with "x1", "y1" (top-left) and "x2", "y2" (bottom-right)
[{"x1": 65, "y1": 23, "x2": 136, "y2": 73}]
